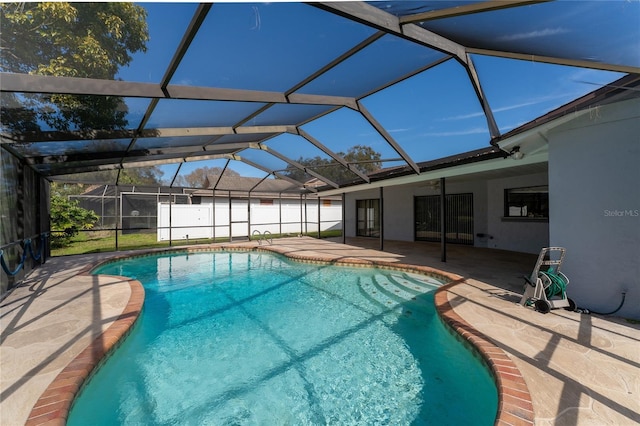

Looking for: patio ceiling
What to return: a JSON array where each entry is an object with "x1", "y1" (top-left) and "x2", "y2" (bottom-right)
[{"x1": 1, "y1": 1, "x2": 639, "y2": 193}]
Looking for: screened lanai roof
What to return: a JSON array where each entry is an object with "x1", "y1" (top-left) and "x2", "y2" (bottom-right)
[{"x1": 1, "y1": 1, "x2": 639, "y2": 194}]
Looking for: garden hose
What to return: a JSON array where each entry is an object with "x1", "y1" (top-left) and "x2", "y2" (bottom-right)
[
  {"x1": 0, "y1": 247, "x2": 28, "y2": 276},
  {"x1": 534, "y1": 267, "x2": 628, "y2": 317},
  {"x1": 0, "y1": 235, "x2": 47, "y2": 277},
  {"x1": 541, "y1": 271, "x2": 567, "y2": 298},
  {"x1": 576, "y1": 291, "x2": 627, "y2": 316}
]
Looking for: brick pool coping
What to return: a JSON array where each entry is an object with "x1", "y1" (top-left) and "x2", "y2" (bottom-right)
[
  {"x1": 25, "y1": 275, "x2": 144, "y2": 426},
  {"x1": 433, "y1": 282, "x2": 534, "y2": 426},
  {"x1": 25, "y1": 245, "x2": 533, "y2": 425}
]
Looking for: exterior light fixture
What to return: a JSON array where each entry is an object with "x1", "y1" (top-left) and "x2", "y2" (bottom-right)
[{"x1": 510, "y1": 146, "x2": 525, "y2": 160}]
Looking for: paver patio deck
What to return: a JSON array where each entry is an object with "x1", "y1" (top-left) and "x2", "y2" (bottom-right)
[{"x1": 1, "y1": 237, "x2": 638, "y2": 425}]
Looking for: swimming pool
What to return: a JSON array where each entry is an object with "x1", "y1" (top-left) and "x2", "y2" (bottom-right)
[{"x1": 68, "y1": 250, "x2": 497, "y2": 425}]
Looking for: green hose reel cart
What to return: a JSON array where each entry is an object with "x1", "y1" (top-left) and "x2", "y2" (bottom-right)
[{"x1": 519, "y1": 247, "x2": 576, "y2": 314}]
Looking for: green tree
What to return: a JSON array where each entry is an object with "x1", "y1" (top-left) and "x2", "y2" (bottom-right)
[
  {"x1": 284, "y1": 145, "x2": 382, "y2": 184},
  {"x1": 0, "y1": 2, "x2": 149, "y2": 131},
  {"x1": 175, "y1": 166, "x2": 240, "y2": 189},
  {"x1": 118, "y1": 167, "x2": 163, "y2": 186},
  {"x1": 50, "y1": 181, "x2": 91, "y2": 198},
  {"x1": 50, "y1": 190, "x2": 99, "y2": 248},
  {"x1": 342, "y1": 144, "x2": 382, "y2": 175}
]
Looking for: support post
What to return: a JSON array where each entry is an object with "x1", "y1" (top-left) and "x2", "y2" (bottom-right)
[
  {"x1": 440, "y1": 177, "x2": 446, "y2": 262},
  {"x1": 304, "y1": 195, "x2": 308, "y2": 235},
  {"x1": 248, "y1": 192, "x2": 252, "y2": 239},
  {"x1": 116, "y1": 186, "x2": 120, "y2": 251},
  {"x1": 341, "y1": 193, "x2": 346, "y2": 244},
  {"x1": 169, "y1": 188, "x2": 173, "y2": 247},
  {"x1": 299, "y1": 194, "x2": 303, "y2": 236},
  {"x1": 317, "y1": 196, "x2": 321, "y2": 238},
  {"x1": 279, "y1": 193, "x2": 282, "y2": 236},
  {"x1": 379, "y1": 187, "x2": 384, "y2": 251},
  {"x1": 101, "y1": 185, "x2": 106, "y2": 228},
  {"x1": 211, "y1": 189, "x2": 216, "y2": 243}
]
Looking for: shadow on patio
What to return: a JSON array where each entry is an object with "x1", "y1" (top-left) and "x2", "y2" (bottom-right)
[{"x1": 1, "y1": 238, "x2": 638, "y2": 425}]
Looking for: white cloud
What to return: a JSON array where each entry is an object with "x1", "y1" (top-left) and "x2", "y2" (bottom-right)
[
  {"x1": 420, "y1": 127, "x2": 487, "y2": 137},
  {"x1": 492, "y1": 99, "x2": 553, "y2": 113},
  {"x1": 498, "y1": 27, "x2": 570, "y2": 42},
  {"x1": 500, "y1": 94, "x2": 569, "y2": 113},
  {"x1": 174, "y1": 78, "x2": 194, "y2": 86},
  {"x1": 439, "y1": 96, "x2": 563, "y2": 122},
  {"x1": 439, "y1": 111, "x2": 485, "y2": 121}
]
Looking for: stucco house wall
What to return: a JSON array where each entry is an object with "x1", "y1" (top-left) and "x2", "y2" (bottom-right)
[
  {"x1": 485, "y1": 172, "x2": 549, "y2": 254},
  {"x1": 345, "y1": 188, "x2": 379, "y2": 238},
  {"x1": 548, "y1": 98, "x2": 639, "y2": 319},
  {"x1": 345, "y1": 172, "x2": 548, "y2": 254},
  {"x1": 381, "y1": 180, "x2": 489, "y2": 244}
]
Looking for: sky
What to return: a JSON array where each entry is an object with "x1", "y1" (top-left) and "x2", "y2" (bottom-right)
[{"x1": 109, "y1": 1, "x2": 634, "y2": 184}]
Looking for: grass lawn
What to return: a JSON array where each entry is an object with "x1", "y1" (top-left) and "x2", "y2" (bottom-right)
[
  {"x1": 51, "y1": 229, "x2": 342, "y2": 257},
  {"x1": 52, "y1": 232, "x2": 165, "y2": 256}
]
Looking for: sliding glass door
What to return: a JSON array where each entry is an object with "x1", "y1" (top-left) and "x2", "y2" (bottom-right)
[
  {"x1": 415, "y1": 193, "x2": 474, "y2": 245},
  {"x1": 356, "y1": 199, "x2": 380, "y2": 237}
]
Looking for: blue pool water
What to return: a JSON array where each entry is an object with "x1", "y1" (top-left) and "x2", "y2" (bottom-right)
[{"x1": 68, "y1": 251, "x2": 497, "y2": 425}]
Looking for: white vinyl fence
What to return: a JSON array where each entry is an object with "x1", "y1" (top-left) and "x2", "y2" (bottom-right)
[{"x1": 157, "y1": 198, "x2": 341, "y2": 241}]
